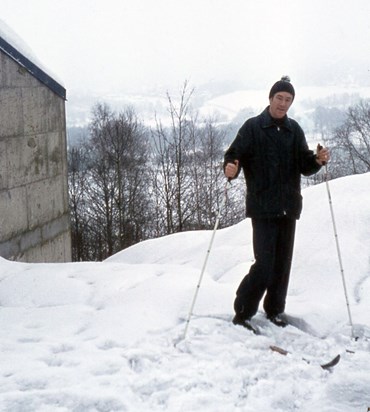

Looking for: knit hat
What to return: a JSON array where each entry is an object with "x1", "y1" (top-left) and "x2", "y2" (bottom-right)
[{"x1": 269, "y1": 76, "x2": 295, "y2": 100}]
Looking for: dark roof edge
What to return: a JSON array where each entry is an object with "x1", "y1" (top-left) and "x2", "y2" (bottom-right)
[{"x1": 0, "y1": 36, "x2": 66, "y2": 100}]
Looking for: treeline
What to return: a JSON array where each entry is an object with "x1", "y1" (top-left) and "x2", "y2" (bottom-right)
[
  {"x1": 68, "y1": 83, "x2": 370, "y2": 261},
  {"x1": 68, "y1": 83, "x2": 245, "y2": 261},
  {"x1": 322, "y1": 100, "x2": 370, "y2": 178}
]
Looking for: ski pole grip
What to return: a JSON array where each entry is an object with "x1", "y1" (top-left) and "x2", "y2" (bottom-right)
[{"x1": 317, "y1": 143, "x2": 326, "y2": 166}]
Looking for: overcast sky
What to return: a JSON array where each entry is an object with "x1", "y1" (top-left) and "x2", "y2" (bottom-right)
[{"x1": 2, "y1": 0, "x2": 370, "y2": 99}]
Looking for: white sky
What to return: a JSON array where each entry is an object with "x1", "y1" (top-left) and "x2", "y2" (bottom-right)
[{"x1": 2, "y1": 0, "x2": 370, "y2": 97}]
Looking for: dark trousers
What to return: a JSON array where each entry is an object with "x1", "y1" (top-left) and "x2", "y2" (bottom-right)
[{"x1": 234, "y1": 217, "x2": 296, "y2": 319}]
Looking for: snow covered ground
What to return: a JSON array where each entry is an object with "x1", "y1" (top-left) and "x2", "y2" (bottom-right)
[{"x1": 0, "y1": 173, "x2": 369, "y2": 411}]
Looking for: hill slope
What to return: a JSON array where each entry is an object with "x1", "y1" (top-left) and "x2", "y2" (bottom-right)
[{"x1": 0, "y1": 173, "x2": 369, "y2": 411}]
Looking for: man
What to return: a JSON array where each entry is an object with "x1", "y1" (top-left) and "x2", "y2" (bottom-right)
[{"x1": 224, "y1": 76, "x2": 329, "y2": 329}]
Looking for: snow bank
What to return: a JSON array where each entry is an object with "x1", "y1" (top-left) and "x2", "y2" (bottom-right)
[{"x1": 0, "y1": 173, "x2": 369, "y2": 411}]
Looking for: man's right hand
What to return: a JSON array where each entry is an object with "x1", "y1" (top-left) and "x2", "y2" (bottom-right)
[{"x1": 224, "y1": 160, "x2": 239, "y2": 179}]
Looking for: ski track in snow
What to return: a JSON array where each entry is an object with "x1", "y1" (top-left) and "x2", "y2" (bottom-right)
[
  {"x1": 353, "y1": 260, "x2": 370, "y2": 305},
  {"x1": 0, "y1": 310, "x2": 369, "y2": 412},
  {"x1": 0, "y1": 173, "x2": 370, "y2": 411}
]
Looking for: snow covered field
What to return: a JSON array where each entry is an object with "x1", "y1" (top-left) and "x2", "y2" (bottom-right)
[{"x1": 0, "y1": 173, "x2": 369, "y2": 411}]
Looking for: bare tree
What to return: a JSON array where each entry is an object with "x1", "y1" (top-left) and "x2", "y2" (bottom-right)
[
  {"x1": 151, "y1": 83, "x2": 245, "y2": 234},
  {"x1": 112, "y1": 108, "x2": 152, "y2": 249},
  {"x1": 327, "y1": 100, "x2": 370, "y2": 178},
  {"x1": 189, "y1": 117, "x2": 231, "y2": 229},
  {"x1": 67, "y1": 87, "x2": 248, "y2": 260},
  {"x1": 344, "y1": 101, "x2": 370, "y2": 170},
  {"x1": 68, "y1": 103, "x2": 152, "y2": 260},
  {"x1": 151, "y1": 81, "x2": 194, "y2": 234},
  {"x1": 68, "y1": 144, "x2": 91, "y2": 261}
]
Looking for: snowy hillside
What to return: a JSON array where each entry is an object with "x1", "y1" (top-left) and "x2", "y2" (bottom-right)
[{"x1": 0, "y1": 173, "x2": 369, "y2": 411}]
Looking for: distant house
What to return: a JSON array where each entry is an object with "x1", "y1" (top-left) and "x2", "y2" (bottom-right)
[{"x1": 0, "y1": 30, "x2": 71, "y2": 262}]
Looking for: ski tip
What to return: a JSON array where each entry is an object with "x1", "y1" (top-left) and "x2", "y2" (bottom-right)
[{"x1": 320, "y1": 354, "x2": 341, "y2": 370}]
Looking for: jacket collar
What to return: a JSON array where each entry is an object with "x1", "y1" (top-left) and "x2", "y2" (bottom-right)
[{"x1": 260, "y1": 106, "x2": 292, "y2": 131}]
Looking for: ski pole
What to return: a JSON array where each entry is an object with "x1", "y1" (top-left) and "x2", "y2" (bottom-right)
[
  {"x1": 320, "y1": 146, "x2": 355, "y2": 338},
  {"x1": 183, "y1": 179, "x2": 231, "y2": 340}
]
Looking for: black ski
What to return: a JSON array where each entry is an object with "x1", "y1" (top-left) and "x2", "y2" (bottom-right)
[
  {"x1": 270, "y1": 345, "x2": 341, "y2": 369},
  {"x1": 320, "y1": 354, "x2": 341, "y2": 370}
]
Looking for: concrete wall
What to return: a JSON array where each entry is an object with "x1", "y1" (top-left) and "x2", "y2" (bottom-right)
[{"x1": 0, "y1": 48, "x2": 71, "y2": 262}]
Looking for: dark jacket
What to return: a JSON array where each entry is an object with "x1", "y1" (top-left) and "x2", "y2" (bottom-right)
[{"x1": 224, "y1": 107, "x2": 321, "y2": 219}]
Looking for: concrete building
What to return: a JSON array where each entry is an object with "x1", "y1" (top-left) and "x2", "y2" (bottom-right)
[{"x1": 0, "y1": 33, "x2": 71, "y2": 262}]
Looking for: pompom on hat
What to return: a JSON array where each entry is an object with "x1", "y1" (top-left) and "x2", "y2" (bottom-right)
[{"x1": 269, "y1": 75, "x2": 295, "y2": 100}]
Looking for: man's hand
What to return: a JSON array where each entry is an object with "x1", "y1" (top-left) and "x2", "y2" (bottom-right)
[
  {"x1": 224, "y1": 160, "x2": 239, "y2": 179},
  {"x1": 316, "y1": 144, "x2": 330, "y2": 166}
]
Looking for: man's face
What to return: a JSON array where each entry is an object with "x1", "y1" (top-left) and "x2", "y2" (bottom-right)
[{"x1": 269, "y1": 92, "x2": 293, "y2": 119}]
